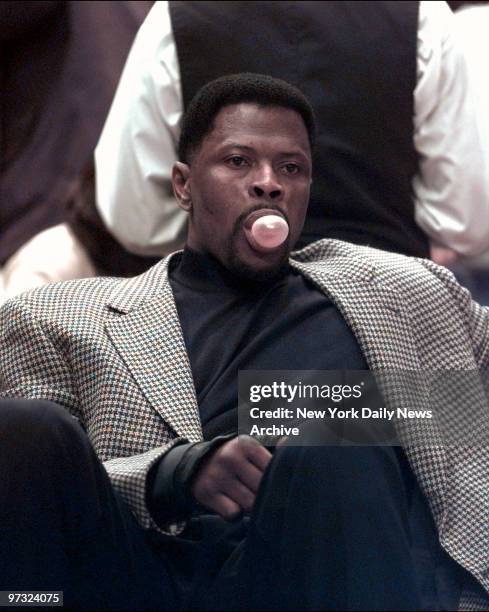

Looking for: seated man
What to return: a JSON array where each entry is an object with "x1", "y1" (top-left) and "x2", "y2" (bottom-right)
[{"x1": 1, "y1": 74, "x2": 489, "y2": 611}]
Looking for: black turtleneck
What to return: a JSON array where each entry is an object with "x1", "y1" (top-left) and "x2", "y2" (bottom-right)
[{"x1": 169, "y1": 248, "x2": 368, "y2": 437}]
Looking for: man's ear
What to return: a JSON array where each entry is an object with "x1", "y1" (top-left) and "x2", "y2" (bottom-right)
[{"x1": 172, "y1": 162, "x2": 192, "y2": 211}]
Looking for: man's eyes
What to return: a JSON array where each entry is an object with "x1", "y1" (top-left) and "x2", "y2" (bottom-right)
[
  {"x1": 282, "y1": 163, "x2": 300, "y2": 175},
  {"x1": 226, "y1": 155, "x2": 249, "y2": 167},
  {"x1": 224, "y1": 157, "x2": 301, "y2": 174}
]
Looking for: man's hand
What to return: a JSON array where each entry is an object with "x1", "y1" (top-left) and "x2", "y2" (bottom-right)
[{"x1": 190, "y1": 435, "x2": 272, "y2": 521}]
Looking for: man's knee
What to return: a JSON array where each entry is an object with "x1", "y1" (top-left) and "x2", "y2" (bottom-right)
[
  {"x1": 252, "y1": 443, "x2": 409, "y2": 548},
  {"x1": 0, "y1": 398, "x2": 87, "y2": 462},
  {"x1": 260, "y1": 443, "x2": 406, "y2": 515},
  {"x1": 272, "y1": 442, "x2": 399, "y2": 479},
  {"x1": 0, "y1": 399, "x2": 110, "y2": 521}
]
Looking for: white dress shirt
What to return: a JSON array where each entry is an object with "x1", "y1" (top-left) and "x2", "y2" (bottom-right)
[
  {"x1": 453, "y1": 3, "x2": 489, "y2": 144},
  {"x1": 94, "y1": 1, "x2": 488, "y2": 258},
  {"x1": 450, "y1": 2, "x2": 489, "y2": 270}
]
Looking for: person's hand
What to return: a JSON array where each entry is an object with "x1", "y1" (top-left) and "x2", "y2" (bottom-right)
[
  {"x1": 190, "y1": 435, "x2": 272, "y2": 521},
  {"x1": 430, "y1": 245, "x2": 458, "y2": 267}
]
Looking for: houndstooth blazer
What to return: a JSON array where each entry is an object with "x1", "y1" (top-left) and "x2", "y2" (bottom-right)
[{"x1": 1, "y1": 239, "x2": 489, "y2": 606}]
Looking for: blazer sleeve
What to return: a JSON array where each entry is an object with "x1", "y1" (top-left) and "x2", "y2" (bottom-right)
[
  {"x1": 420, "y1": 259, "x2": 489, "y2": 369},
  {"x1": 0, "y1": 296, "x2": 187, "y2": 535},
  {"x1": 0, "y1": 297, "x2": 79, "y2": 407}
]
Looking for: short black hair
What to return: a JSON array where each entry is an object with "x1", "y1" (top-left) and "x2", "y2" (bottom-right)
[{"x1": 178, "y1": 73, "x2": 315, "y2": 163}]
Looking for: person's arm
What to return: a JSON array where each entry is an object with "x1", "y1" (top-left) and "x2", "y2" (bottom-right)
[
  {"x1": 0, "y1": 224, "x2": 97, "y2": 306},
  {"x1": 419, "y1": 258, "x2": 489, "y2": 369},
  {"x1": 0, "y1": 293, "x2": 271, "y2": 531},
  {"x1": 95, "y1": 1, "x2": 186, "y2": 257},
  {"x1": 413, "y1": 0, "x2": 489, "y2": 257},
  {"x1": 0, "y1": 295, "x2": 188, "y2": 535},
  {"x1": 146, "y1": 434, "x2": 237, "y2": 523}
]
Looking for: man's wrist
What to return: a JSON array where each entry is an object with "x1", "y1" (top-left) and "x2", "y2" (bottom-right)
[{"x1": 146, "y1": 434, "x2": 237, "y2": 525}]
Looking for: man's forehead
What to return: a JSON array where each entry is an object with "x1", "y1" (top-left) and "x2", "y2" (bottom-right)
[
  {"x1": 212, "y1": 102, "x2": 304, "y2": 128},
  {"x1": 205, "y1": 102, "x2": 310, "y2": 150}
]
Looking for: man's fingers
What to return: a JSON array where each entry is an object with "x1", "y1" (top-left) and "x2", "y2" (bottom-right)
[
  {"x1": 276, "y1": 435, "x2": 288, "y2": 448},
  {"x1": 223, "y1": 479, "x2": 256, "y2": 512},
  {"x1": 234, "y1": 460, "x2": 265, "y2": 494},
  {"x1": 212, "y1": 493, "x2": 243, "y2": 522},
  {"x1": 237, "y1": 435, "x2": 273, "y2": 472},
  {"x1": 190, "y1": 435, "x2": 273, "y2": 514}
]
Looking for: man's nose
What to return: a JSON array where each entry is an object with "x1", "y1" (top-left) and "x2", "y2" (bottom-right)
[{"x1": 249, "y1": 166, "x2": 283, "y2": 200}]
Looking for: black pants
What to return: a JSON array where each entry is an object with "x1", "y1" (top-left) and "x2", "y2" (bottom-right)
[
  {"x1": 0, "y1": 400, "x2": 179, "y2": 610},
  {"x1": 0, "y1": 400, "x2": 423, "y2": 610}
]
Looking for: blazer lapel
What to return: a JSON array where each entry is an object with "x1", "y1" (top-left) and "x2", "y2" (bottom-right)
[
  {"x1": 105, "y1": 258, "x2": 203, "y2": 443},
  {"x1": 290, "y1": 256, "x2": 418, "y2": 369}
]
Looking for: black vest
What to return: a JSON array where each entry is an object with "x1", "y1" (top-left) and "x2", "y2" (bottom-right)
[{"x1": 170, "y1": 1, "x2": 427, "y2": 257}]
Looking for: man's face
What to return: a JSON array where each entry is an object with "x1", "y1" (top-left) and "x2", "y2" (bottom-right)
[{"x1": 172, "y1": 103, "x2": 312, "y2": 282}]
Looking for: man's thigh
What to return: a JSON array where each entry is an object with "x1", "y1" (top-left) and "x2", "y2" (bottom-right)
[
  {"x1": 0, "y1": 399, "x2": 178, "y2": 611},
  {"x1": 202, "y1": 443, "x2": 421, "y2": 611}
]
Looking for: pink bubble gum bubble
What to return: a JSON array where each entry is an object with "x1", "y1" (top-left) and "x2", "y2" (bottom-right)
[{"x1": 251, "y1": 215, "x2": 289, "y2": 249}]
